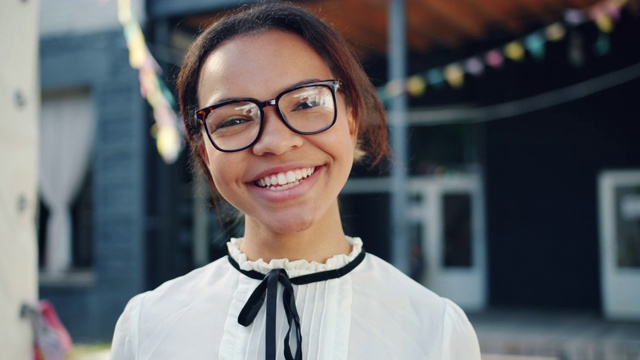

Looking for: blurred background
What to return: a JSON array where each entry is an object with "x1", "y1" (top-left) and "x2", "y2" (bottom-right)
[{"x1": 3, "y1": 0, "x2": 640, "y2": 358}]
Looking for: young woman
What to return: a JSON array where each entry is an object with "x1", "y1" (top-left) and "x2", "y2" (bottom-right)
[{"x1": 111, "y1": 3, "x2": 481, "y2": 359}]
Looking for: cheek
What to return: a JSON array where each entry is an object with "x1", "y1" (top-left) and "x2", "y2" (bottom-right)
[
  {"x1": 205, "y1": 151, "x2": 247, "y2": 198},
  {"x1": 203, "y1": 150, "x2": 228, "y2": 187},
  {"x1": 328, "y1": 125, "x2": 356, "y2": 169},
  {"x1": 208, "y1": 162, "x2": 236, "y2": 205},
  {"x1": 207, "y1": 157, "x2": 227, "y2": 183}
]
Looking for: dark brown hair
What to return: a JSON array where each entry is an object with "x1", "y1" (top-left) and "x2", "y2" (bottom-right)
[{"x1": 177, "y1": 2, "x2": 389, "y2": 198}]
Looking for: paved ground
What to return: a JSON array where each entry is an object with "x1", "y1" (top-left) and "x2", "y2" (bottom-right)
[
  {"x1": 68, "y1": 345, "x2": 110, "y2": 360},
  {"x1": 469, "y1": 309, "x2": 640, "y2": 360},
  {"x1": 73, "y1": 351, "x2": 110, "y2": 360}
]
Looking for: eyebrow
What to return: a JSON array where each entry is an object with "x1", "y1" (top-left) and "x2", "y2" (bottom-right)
[{"x1": 204, "y1": 78, "x2": 324, "y2": 107}]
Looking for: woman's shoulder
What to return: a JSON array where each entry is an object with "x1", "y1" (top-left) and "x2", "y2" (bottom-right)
[
  {"x1": 111, "y1": 256, "x2": 238, "y2": 358},
  {"x1": 350, "y1": 253, "x2": 481, "y2": 358},
  {"x1": 351, "y1": 253, "x2": 449, "y2": 321},
  {"x1": 355, "y1": 252, "x2": 441, "y2": 302},
  {"x1": 352, "y1": 252, "x2": 472, "y2": 328},
  {"x1": 123, "y1": 256, "x2": 236, "y2": 317}
]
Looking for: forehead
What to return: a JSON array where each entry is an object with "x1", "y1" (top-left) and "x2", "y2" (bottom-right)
[{"x1": 197, "y1": 30, "x2": 334, "y2": 108}]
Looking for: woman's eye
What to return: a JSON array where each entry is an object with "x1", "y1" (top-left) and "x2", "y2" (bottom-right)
[
  {"x1": 215, "y1": 117, "x2": 250, "y2": 130},
  {"x1": 209, "y1": 102, "x2": 258, "y2": 133},
  {"x1": 293, "y1": 97, "x2": 322, "y2": 111}
]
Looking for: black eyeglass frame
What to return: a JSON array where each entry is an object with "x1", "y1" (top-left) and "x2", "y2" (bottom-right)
[{"x1": 195, "y1": 80, "x2": 342, "y2": 152}]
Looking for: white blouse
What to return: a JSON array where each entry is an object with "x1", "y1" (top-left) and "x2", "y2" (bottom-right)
[{"x1": 110, "y1": 237, "x2": 481, "y2": 359}]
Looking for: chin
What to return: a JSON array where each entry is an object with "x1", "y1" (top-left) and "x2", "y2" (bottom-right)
[
  {"x1": 256, "y1": 213, "x2": 319, "y2": 235},
  {"x1": 271, "y1": 219, "x2": 316, "y2": 235}
]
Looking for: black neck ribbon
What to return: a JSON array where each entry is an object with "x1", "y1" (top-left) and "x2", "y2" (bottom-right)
[{"x1": 227, "y1": 249, "x2": 366, "y2": 360}]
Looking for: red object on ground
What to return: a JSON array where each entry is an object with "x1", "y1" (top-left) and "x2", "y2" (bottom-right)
[{"x1": 34, "y1": 300, "x2": 73, "y2": 360}]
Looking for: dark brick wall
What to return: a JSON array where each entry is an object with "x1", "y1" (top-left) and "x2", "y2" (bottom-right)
[{"x1": 39, "y1": 30, "x2": 147, "y2": 342}]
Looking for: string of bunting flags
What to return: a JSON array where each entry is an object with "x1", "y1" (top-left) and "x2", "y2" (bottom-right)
[
  {"x1": 117, "y1": 0, "x2": 629, "y2": 163},
  {"x1": 118, "y1": 0, "x2": 183, "y2": 164},
  {"x1": 377, "y1": 0, "x2": 630, "y2": 104}
]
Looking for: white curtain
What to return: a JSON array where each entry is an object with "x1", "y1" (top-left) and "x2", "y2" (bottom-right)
[{"x1": 39, "y1": 91, "x2": 95, "y2": 275}]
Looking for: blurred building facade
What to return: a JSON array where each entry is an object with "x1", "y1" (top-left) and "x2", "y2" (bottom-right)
[
  {"x1": 38, "y1": 0, "x2": 148, "y2": 341},
  {"x1": 37, "y1": 0, "x2": 640, "y2": 342}
]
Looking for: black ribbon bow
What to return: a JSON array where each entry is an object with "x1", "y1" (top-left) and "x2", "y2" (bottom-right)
[
  {"x1": 238, "y1": 269, "x2": 302, "y2": 360},
  {"x1": 228, "y1": 250, "x2": 366, "y2": 360}
]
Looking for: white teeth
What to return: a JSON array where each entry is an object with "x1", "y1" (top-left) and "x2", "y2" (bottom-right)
[
  {"x1": 277, "y1": 173, "x2": 287, "y2": 185},
  {"x1": 255, "y1": 167, "x2": 316, "y2": 190}
]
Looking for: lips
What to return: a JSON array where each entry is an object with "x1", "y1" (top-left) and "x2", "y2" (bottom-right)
[{"x1": 255, "y1": 167, "x2": 316, "y2": 190}]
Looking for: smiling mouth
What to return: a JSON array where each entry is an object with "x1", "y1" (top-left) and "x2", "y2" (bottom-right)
[{"x1": 255, "y1": 167, "x2": 316, "y2": 191}]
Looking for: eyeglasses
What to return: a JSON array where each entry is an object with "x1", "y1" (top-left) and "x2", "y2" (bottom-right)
[{"x1": 196, "y1": 80, "x2": 341, "y2": 152}]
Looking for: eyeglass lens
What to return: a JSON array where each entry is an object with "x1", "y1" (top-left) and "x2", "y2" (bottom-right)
[{"x1": 204, "y1": 84, "x2": 336, "y2": 151}]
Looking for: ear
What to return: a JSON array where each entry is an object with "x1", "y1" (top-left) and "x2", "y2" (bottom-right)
[
  {"x1": 347, "y1": 106, "x2": 358, "y2": 144},
  {"x1": 199, "y1": 142, "x2": 210, "y2": 167},
  {"x1": 347, "y1": 106, "x2": 366, "y2": 162}
]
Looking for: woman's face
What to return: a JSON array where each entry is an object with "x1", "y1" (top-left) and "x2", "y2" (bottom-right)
[{"x1": 197, "y1": 30, "x2": 357, "y2": 236}]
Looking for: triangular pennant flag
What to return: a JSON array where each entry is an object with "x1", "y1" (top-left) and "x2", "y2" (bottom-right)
[
  {"x1": 485, "y1": 50, "x2": 504, "y2": 68},
  {"x1": 504, "y1": 41, "x2": 525, "y2": 61},
  {"x1": 426, "y1": 68, "x2": 446, "y2": 87},
  {"x1": 444, "y1": 64, "x2": 465, "y2": 88},
  {"x1": 524, "y1": 32, "x2": 546, "y2": 61},
  {"x1": 406, "y1": 75, "x2": 427, "y2": 96},
  {"x1": 464, "y1": 57, "x2": 485, "y2": 76},
  {"x1": 545, "y1": 22, "x2": 566, "y2": 41}
]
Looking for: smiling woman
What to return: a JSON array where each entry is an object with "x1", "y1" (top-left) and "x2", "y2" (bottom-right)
[{"x1": 110, "y1": 3, "x2": 481, "y2": 360}]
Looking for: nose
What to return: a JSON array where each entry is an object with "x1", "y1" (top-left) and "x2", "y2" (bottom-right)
[{"x1": 251, "y1": 107, "x2": 303, "y2": 156}]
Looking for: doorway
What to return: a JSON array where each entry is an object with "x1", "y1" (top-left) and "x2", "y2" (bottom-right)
[
  {"x1": 342, "y1": 174, "x2": 487, "y2": 310},
  {"x1": 599, "y1": 170, "x2": 640, "y2": 319}
]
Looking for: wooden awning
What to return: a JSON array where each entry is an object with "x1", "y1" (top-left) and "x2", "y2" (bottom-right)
[
  {"x1": 297, "y1": 0, "x2": 606, "y2": 53},
  {"x1": 178, "y1": 0, "x2": 616, "y2": 55}
]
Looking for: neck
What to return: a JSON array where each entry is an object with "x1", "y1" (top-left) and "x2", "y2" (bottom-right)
[{"x1": 240, "y1": 202, "x2": 351, "y2": 263}]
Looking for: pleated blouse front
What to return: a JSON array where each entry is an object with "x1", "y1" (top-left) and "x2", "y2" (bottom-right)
[{"x1": 110, "y1": 237, "x2": 481, "y2": 360}]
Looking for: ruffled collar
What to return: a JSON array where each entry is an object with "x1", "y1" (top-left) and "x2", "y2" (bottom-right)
[{"x1": 227, "y1": 236, "x2": 363, "y2": 278}]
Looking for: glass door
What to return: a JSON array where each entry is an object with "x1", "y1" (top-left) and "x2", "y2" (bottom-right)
[
  {"x1": 599, "y1": 170, "x2": 640, "y2": 319},
  {"x1": 342, "y1": 174, "x2": 487, "y2": 311},
  {"x1": 409, "y1": 175, "x2": 487, "y2": 311}
]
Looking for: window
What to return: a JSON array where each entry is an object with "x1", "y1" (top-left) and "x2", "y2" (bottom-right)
[{"x1": 38, "y1": 90, "x2": 95, "y2": 279}]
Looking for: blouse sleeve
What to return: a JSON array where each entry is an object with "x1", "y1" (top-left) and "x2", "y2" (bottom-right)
[
  {"x1": 441, "y1": 298, "x2": 482, "y2": 360},
  {"x1": 110, "y1": 293, "x2": 145, "y2": 360}
]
